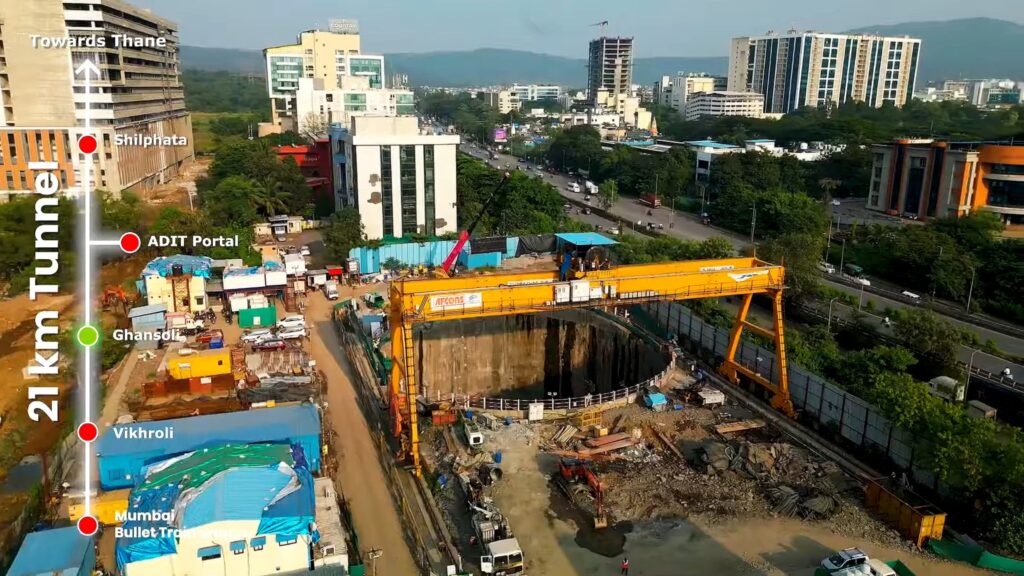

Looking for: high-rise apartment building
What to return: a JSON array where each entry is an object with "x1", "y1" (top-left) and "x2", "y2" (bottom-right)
[
  {"x1": 728, "y1": 31, "x2": 921, "y2": 114},
  {"x1": 265, "y1": 21, "x2": 391, "y2": 131},
  {"x1": 587, "y1": 37, "x2": 633, "y2": 103},
  {"x1": 295, "y1": 77, "x2": 415, "y2": 133},
  {"x1": 0, "y1": 0, "x2": 194, "y2": 198}
]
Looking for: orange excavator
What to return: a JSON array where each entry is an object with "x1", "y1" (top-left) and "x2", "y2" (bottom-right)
[
  {"x1": 556, "y1": 457, "x2": 608, "y2": 528},
  {"x1": 101, "y1": 287, "x2": 136, "y2": 320}
]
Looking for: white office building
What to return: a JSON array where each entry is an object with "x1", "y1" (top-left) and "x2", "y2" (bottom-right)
[
  {"x1": 341, "y1": 116, "x2": 460, "y2": 240},
  {"x1": 295, "y1": 77, "x2": 415, "y2": 136},
  {"x1": 483, "y1": 90, "x2": 520, "y2": 114},
  {"x1": 509, "y1": 84, "x2": 563, "y2": 102},
  {"x1": 684, "y1": 91, "x2": 766, "y2": 120}
]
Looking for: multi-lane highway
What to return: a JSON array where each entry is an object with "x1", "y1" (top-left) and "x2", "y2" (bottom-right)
[{"x1": 459, "y1": 141, "x2": 1024, "y2": 378}]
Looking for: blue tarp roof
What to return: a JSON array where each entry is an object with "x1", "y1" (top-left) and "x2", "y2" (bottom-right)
[
  {"x1": 8, "y1": 526, "x2": 93, "y2": 576},
  {"x1": 116, "y1": 448, "x2": 316, "y2": 572},
  {"x1": 97, "y1": 404, "x2": 320, "y2": 458},
  {"x1": 686, "y1": 140, "x2": 740, "y2": 149},
  {"x1": 555, "y1": 232, "x2": 618, "y2": 247},
  {"x1": 128, "y1": 303, "x2": 167, "y2": 319},
  {"x1": 223, "y1": 261, "x2": 283, "y2": 277},
  {"x1": 141, "y1": 255, "x2": 214, "y2": 279}
]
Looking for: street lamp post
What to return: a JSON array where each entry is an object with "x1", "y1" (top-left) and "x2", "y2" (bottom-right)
[
  {"x1": 825, "y1": 214, "x2": 833, "y2": 262},
  {"x1": 827, "y1": 296, "x2": 840, "y2": 334},
  {"x1": 859, "y1": 282, "x2": 865, "y2": 310},
  {"x1": 670, "y1": 196, "x2": 676, "y2": 228},
  {"x1": 965, "y1": 348, "x2": 981, "y2": 403},
  {"x1": 839, "y1": 239, "x2": 847, "y2": 274},
  {"x1": 966, "y1": 265, "x2": 977, "y2": 314}
]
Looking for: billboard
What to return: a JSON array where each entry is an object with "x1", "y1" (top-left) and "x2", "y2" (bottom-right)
[{"x1": 493, "y1": 128, "x2": 508, "y2": 143}]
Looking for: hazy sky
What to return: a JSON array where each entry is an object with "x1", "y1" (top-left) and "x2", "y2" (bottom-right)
[{"x1": 134, "y1": 0, "x2": 1024, "y2": 57}]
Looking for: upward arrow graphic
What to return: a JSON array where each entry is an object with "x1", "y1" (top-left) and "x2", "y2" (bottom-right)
[{"x1": 74, "y1": 58, "x2": 101, "y2": 79}]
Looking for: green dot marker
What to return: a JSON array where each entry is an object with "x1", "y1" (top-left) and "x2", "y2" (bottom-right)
[{"x1": 77, "y1": 325, "x2": 99, "y2": 347}]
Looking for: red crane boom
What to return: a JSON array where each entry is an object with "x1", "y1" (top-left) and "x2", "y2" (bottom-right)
[{"x1": 440, "y1": 172, "x2": 511, "y2": 275}]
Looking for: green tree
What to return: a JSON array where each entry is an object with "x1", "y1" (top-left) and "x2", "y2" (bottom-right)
[
  {"x1": 100, "y1": 190, "x2": 141, "y2": 232},
  {"x1": 323, "y1": 207, "x2": 364, "y2": 262},
  {"x1": 758, "y1": 232, "x2": 824, "y2": 300},
  {"x1": 200, "y1": 176, "x2": 260, "y2": 227},
  {"x1": 382, "y1": 257, "x2": 402, "y2": 275},
  {"x1": 892, "y1": 309, "x2": 961, "y2": 377},
  {"x1": 597, "y1": 179, "x2": 619, "y2": 210}
]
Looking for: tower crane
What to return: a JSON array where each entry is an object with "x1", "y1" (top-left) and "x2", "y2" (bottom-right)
[{"x1": 590, "y1": 20, "x2": 609, "y2": 36}]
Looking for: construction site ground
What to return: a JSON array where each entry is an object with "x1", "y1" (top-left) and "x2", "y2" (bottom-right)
[{"x1": 422, "y1": 364, "x2": 983, "y2": 576}]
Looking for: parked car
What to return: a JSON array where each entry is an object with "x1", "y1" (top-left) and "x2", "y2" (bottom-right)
[
  {"x1": 821, "y1": 548, "x2": 868, "y2": 572},
  {"x1": 240, "y1": 329, "x2": 273, "y2": 343},
  {"x1": 254, "y1": 338, "x2": 288, "y2": 351},
  {"x1": 277, "y1": 327, "x2": 307, "y2": 340},
  {"x1": 276, "y1": 315, "x2": 306, "y2": 329},
  {"x1": 832, "y1": 199, "x2": 841, "y2": 206},
  {"x1": 300, "y1": 245, "x2": 311, "y2": 256}
]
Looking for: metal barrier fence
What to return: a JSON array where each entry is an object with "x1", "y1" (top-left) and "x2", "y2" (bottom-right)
[{"x1": 642, "y1": 300, "x2": 940, "y2": 489}]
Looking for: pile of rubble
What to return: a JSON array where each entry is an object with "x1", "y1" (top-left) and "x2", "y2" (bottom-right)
[{"x1": 698, "y1": 438, "x2": 847, "y2": 520}]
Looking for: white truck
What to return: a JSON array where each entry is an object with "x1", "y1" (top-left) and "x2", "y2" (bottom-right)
[
  {"x1": 481, "y1": 538, "x2": 525, "y2": 575},
  {"x1": 585, "y1": 180, "x2": 598, "y2": 195},
  {"x1": 324, "y1": 280, "x2": 339, "y2": 300}
]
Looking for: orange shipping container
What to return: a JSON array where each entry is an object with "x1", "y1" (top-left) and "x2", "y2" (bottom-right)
[{"x1": 167, "y1": 349, "x2": 232, "y2": 380}]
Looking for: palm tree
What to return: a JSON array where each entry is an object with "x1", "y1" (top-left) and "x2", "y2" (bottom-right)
[{"x1": 251, "y1": 184, "x2": 289, "y2": 217}]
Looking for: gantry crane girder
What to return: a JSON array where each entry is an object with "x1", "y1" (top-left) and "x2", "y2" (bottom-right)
[{"x1": 388, "y1": 257, "x2": 794, "y2": 476}]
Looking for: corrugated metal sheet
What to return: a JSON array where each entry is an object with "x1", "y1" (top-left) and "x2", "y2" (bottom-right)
[
  {"x1": 350, "y1": 238, "x2": 518, "y2": 274},
  {"x1": 7, "y1": 526, "x2": 95, "y2": 576}
]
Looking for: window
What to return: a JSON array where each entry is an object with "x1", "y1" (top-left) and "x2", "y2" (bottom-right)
[
  {"x1": 399, "y1": 145, "x2": 418, "y2": 235},
  {"x1": 326, "y1": 93, "x2": 333, "y2": 103},
  {"x1": 424, "y1": 146, "x2": 435, "y2": 235},
  {"x1": 381, "y1": 146, "x2": 393, "y2": 237},
  {"x1": 276, "y1": 534, "x2": 298, "y2": 546},
  {"x1": 197, "y1": 545, "x2": 222, "y2": 560},
  {"x1": 230, "y1": 541, "x2": 246, "y2": 555},
  {"x1": 195, "y1": 296, "x2": 205, "y2": 306},
  {"x1": 250, "y1": 537, "x2": 266, "y2": 551}
]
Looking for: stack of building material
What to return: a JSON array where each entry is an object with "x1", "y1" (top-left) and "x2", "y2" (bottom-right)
[{"x1": 550, "y1": 425, "x2": 578, "y2": 447}]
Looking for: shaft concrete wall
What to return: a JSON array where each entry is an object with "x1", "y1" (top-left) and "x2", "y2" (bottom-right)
[{"x1": 415, "y1": 310, "x2": 667, "y2": 399}]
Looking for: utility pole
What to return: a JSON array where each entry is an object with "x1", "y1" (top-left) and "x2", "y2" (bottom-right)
[
  {"x1": 827, "y1": 296, "x2": 839, "y2": 334},
  {"x1": 367, "y1": 549, "x2": 383, "y2": 576},
  {"x1": 825, "y1": 215, "x2": 833, "y2": 262},
  {"x1": 749, "y1": 202, "x2": 757, "y2": 242},
  {"x1": 932, "y1": 246, "x2": 944, "y2": 299},
  {"x1": 839, "y1": 239, "x2": 847, "y2": 274}
]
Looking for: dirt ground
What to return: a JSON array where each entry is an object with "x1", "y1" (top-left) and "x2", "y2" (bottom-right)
[
  {"x1": 428, "y1": 392, "x2": 986, "y2": 576},
  {"x1": 305, "y1": 287, "x2": 420, "y2": 575}
]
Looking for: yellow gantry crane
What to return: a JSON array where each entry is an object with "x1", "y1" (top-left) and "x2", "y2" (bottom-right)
[{"x1": 389, "y1": 257, "x2": 793, "y2": 476}]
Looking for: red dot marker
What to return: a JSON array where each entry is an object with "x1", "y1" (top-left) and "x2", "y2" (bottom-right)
[
  {"x1": 78, "y1": 515, "x2": 99, "y2": 536},
  {"x1": 77, "y1": 422, "x2": 98, "y2": 443},
  {"x1": 78, "y1": 135, "x2": 97, "y2": 155},
  {"x1": 119, "y1": 232, "x2": 141, "y2": 254}
]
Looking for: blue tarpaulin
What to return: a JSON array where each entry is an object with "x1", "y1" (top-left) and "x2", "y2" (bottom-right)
[
  {"x1": 96, "y1": 404, "x2": 322, "y2": 490},
  {"x1": 115, "y1": 447, "x2": 316, "y2": 573},
  {"x1": 8, "y1": 526, "x2": 95, "y2": 576},
  {"x1": 141, "y1": 255, "x2": 213, "y2": 279},
  {"x1": 555, "y1": 232, "x2": 618, "y2": 247}
]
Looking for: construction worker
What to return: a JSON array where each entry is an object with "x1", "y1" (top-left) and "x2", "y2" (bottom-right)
[{"x1": 620, "y1": 557, "x2": 629, "y2": 575}]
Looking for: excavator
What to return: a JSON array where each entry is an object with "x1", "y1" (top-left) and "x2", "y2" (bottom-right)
[
  {"x1": 435, "y1": 172, "x2": 511, "y2": 278},
  {"x1": 101, "y1": 286, "x2": 136, "y2": 323},
  {"x1": 555, "y1": 457, "x2": 608, "y2": 528}
]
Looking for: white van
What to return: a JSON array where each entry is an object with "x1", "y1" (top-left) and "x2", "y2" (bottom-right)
[
  {"x1": 901, "y1": 290, "x2": 921, "y2": 303},
  {"x1": 568, "y1": 182, "x2": 580, "y2": 193}
]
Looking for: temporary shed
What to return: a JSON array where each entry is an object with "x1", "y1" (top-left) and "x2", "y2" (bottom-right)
[
  {"x1": 96, "y1": 403, "x2": 322, "y2": 489},
  {"x1": 7, "y1": 526, "x2": 95, "y2": 576}
]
